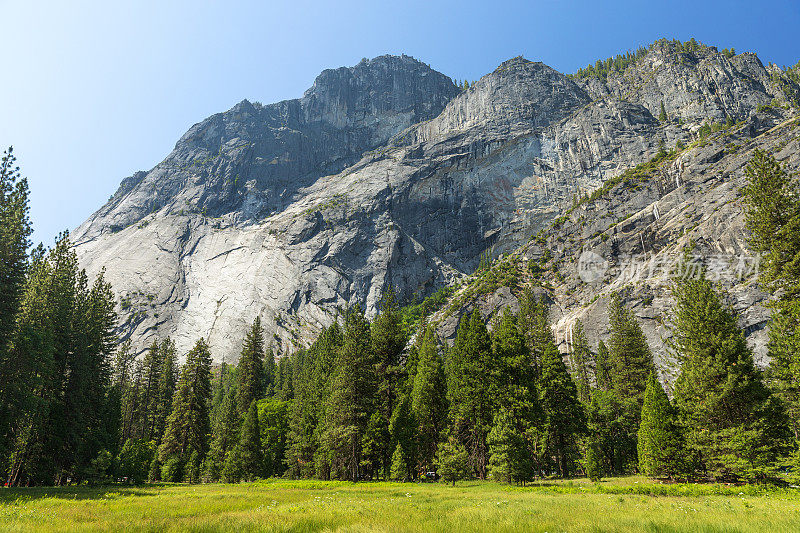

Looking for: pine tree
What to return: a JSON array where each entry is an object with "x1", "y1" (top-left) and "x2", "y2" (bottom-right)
[
  {"x1": 605, "y1": 292, "x2": 654, "y2": 472},
  {"x1": 154, "y1": 338, "x2": 178, "y2": 445},
  {"x1": 741, "y1": 149, "x2": 800, "y2": 448},
  {"x1": 237, "y1": 317, "x2": 265, "y2": 417},
  {"x1": 263, "y1": 347, "x2": 276, "y2": 397},
  {"x1": 0, "y1": 146, "x2": 32, "y2": 462},
  {"x1": 487, "y1": 408, "x2": 532, "y2": 483},
  {"x1": 436, "y1": 435, "x2": 470, "y2": 486},
  {"x1": 658, "y1": 101, "x2": 668, "y2": 122},
  {"x1": 5, "y1": 233, "x2": 118, "y2": 486},
  {"x1": 2, "y1": 246, "x2": 53, "y2": 485},
  {"x1": 608, "y1": 292, "x2": 654, "y2": 406},
  {"x1": 205, "y1": 387, "x2": 239, "y2": 481},
  {"x1": 221, "y1": 446, "x2": 242, "y2": 483},
  {"x1": 238, "y1": 401, "x2": 264, "y2": 481},
  {"x1": 670, "y1": 273, "x2": 791, "y2": 481},
  {"x1": 185, "y1": 450, "x2": 200, "y2": 484},
  {"x1": 389, "y1": 393, "x2": 416, "y2": 479},
  {"x1": 583, "y1": 442, "x2": 604, "y2": 482},
  {"x1": 389, "y1": 443, "x2": 409, "y2": 481},
  {"x1": 569, "y1": 320, "x2": 593, "y2": 403},
  {"x1": 319, "y1": 306, "x2": 376, "y2": 481},
  {"x1": 539, "y1": 342, "x2": 586, "y2": 477},
  {"x1": 285, "y1": 323, "x2": 341, "y2": 478},
  {"x1": 137, "y1": 340, "x2": 163, "y2": 441},
  {"x1": 366, "y1": 288, "x2": 406, "y2": 477},
  {"x1": 257, "y1": 398, "x2": 290, "y2": 478},
  {"x1": 517, "y1": 288, "x2": 552, "y2": 376},
  {"x1": 595, "y1": 341, "x2": 612, "y2": 391},
  {"x1": 361, "y1": 410, "x2": 390, "y2": 480},
  {"x1": 411, "y1": 325, "x2": 447, "y2": 472},
  {"x1": 490, "y1": 307, "x2": 541, "y2": 481},
  {"x1": 637, "y1": 372, "x2": 685, "y2": 479},
  {"x1": 447, "y1": 309, "x2": 495, "y2": 479},
  {"x1": 159, "y1": 339, "x2": 213, "y2": 465}
]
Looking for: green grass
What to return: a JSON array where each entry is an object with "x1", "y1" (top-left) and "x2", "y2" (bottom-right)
[{"x1": 1, "y1": 476, "x2": 798, "y2": 532}]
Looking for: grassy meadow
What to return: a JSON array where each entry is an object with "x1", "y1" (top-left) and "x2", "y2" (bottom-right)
[{"x1": 1, "y1": 477, "x2": 798, "y2": 532}]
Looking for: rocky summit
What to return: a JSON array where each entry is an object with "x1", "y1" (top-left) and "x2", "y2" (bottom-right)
[{"x1": 73, "y1": 40, "x2": 800, "y2": 365}]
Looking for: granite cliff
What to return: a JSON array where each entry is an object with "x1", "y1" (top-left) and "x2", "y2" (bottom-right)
[{"x1": 73, "y1": 40, "x2": 800, "y2": 362}]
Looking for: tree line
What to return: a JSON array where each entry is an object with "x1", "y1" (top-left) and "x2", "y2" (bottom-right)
[{"x1": 1, "y1": 146, "x2": 798, "y2": 486}]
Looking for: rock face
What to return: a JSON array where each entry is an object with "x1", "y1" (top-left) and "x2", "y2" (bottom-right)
[{"x1": 73, "y1": 42, "x2": 800, "y2": 362}]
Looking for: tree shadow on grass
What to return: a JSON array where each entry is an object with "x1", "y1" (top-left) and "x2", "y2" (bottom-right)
[{"x1": 0, "y1": 484, "x2": 166, "y2": 504}]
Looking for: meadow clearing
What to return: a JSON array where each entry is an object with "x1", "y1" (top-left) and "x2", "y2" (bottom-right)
[{"x1": 1, "y1": 477, "x2": 798, "y2": 532}]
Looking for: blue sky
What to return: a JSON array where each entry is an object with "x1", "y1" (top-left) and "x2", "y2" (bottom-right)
[{"x1": 2, "y1": 0, "x2": 799, "y2": 246}]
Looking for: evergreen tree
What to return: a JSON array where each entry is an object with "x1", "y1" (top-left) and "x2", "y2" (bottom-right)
[
  {"x1": 238, "y1": 401, "x2": 264, "y2": 481},
  {"x1": 257, "y1": 398, "x2": 290, "y2": 477},
  {"x1": 490, "y1": 307, "x2": 541, "y2": 481},
  {"x1": 517, "y1": 288, "x2": 552, "y2": 376},
  {"x1": 447, "y1": 309, "x2": 495, "y2": 479},
  {"x1": 285, "y1": 323, "x2": 341, "y2": 478},
  {"x1": 569, "y1": 320, "x2": 593, "y2": 403},
  {"x1": 637, "y1": 372, "x2": 685, "y2": 479},
  {"x1": 0, "y1": 146, "x2": 32, "y2": 461},
  {"x1": 436, "y1": 435, "x2": 470, "y2": 486},
  {"x1": 389, "y1": 443, "x2": 409, "y2": 481},
  {"x1": 595, "y1": 340, "x2": 612, "y2": 391},
  {"x1": 361, "y1": 410, "x2": 390, "y2": 480},
  {"x1": 185, "y1": 450, "x2": 200, "y2": 484},
  {"x1": 606, "y1": 292, "x2": 654, "y2": 472},
  {"x1": 363, "y1": 289, "x2": 406, "y2": 477},
  {"x1": 154, "y1": 338, "x2": 178, "y2": 446},
  {"x1": 741, "y1": 149, "x2": 800, "y2": 448},
  {"x1": 411, "y1": 325, "x2": 447, "y2": 472},
  {"x1": 658, "y1": 101, "x2": 668, "y2": 122},
  {"x1": 237, "y1": 317, "x2": 265, "y2": 416},
  {"x1": 5, "y1": 234, "x2": 117, "y2": 486},
  {"x1": 389, "y1": 393, "x2": 416, "y2": 479},
  {"x1": 585, "y1": 388, "x2": 631, "y2": 476},
  {"x1": 118, "y1": 438, "x2": 155, "y2": 484},
  {"x1": 540, "y1": 342, "x2": 586, "y2": 477},
  {"x1": 608, "y1": 292, "x2": 654, "y2": 406},
  {"x1": 671, "y1": 272, "x2": 790, "y2": 481},
  {"x1": 221, "y1": 446, "x2": 242, "y2": 483},
  {"x1": 583, "y1": 442, "x2": 604, "y2": 482},
  {"x1": 205, "y1": 387, "x2": 239, "y2": 481},
  {"x1": 159, "y1": 339, "x2": 212, "y2": 465},
  {"x1": 487, "y1": 408, "x2": 532, "y2": 483},
  {"x1": 137, "y1": 340, "x2": 163, "y2": 441},
  {"x1": 263, "y1": 347, "x2": 276, "y2": 397},
  {"x1": 318, "y1": 307, "x2": 376, "y2": 481}
]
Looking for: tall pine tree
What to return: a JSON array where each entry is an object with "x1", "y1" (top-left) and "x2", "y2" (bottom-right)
[
  {"x1": 411, "y1": 325, "x2": 447, "y2": 472},
  {"x1": 159, "y1": 339, "x2": 213, "y2": 465},
  {"x1": 670, "y1": 271, "x2": 790, "y2": 481},
  {"x1": 637, "y1": 372, "x2": 685, "y2": 479},
  {"x1": 447, "y1": 309, "x2": 495, "y2": 479},
  {"x1": 237, "y1": 317, "x2": 265, "y2": 416}
]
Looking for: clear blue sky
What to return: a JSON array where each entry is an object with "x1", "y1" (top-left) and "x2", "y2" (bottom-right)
[{"x1": 2, "y1": 0, "x2": 798, "y2": 246}]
